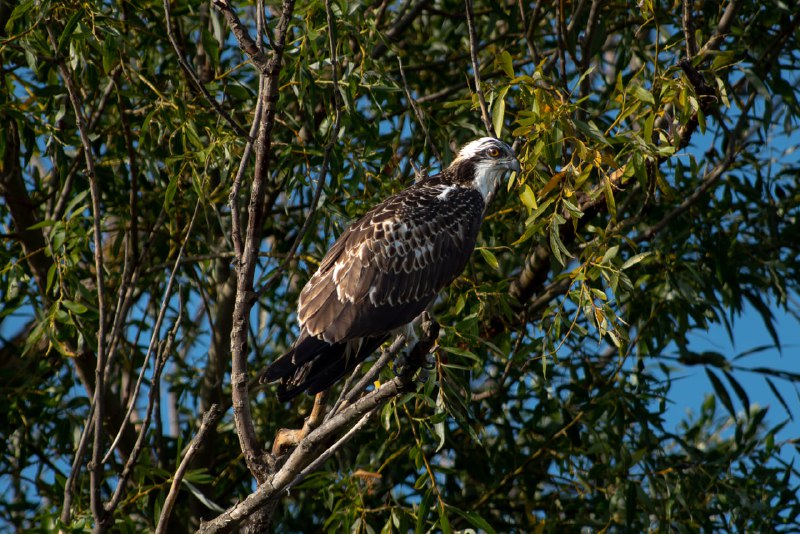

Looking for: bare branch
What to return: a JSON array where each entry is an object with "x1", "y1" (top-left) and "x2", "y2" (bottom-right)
[
  {"x1": 104, "y1": 296, "x2": 183, "y2": 517},
  {"x1": 164, "y1": 0, "x2": 250, "y2": 138},
  {"x1": 284, "y1": 410, "x2": 374, "y2": 491},
  {"x1": 59, "y1": 404, "x2": 96, "y2": 527},
  {"x1": 698, "y1": 0, "x2": 743, "y2": 56},
  {"x1": 156, "y1": 405, "x2": 222, "y2": 534},
  {"x1": 197, "y1": 321, "x2": 436, "y2": 534},
  {"x1": 256, "y1": 0, "x2": 343, "y2": 297},
  {"x1": 46, "y1": 23, "x2": 110, "y2": 530},
  {"x1": 682, "y1": 0, "x2": 698, "y2": 58},
  {"x1": 464, "y1": 0, "x2": 495, "y2": 138},
  {"x1": 343, "y1": 334, "x2": 407, "y2": 406},
  {"x1": 230, "y1": 79, "x2": 264, "y2": 262},
  {"x1": 397, "y1": 57, "x2": 442, "y2": 163},
  {"x1": 212, "y1": 0, "x2": 269, "y2": 70},
  {"x1": 102, "y1": 200, "x2": 202, "y2": 464},
  {"x1": 199, "y1": 319, "x2": 437, "y2": 533}
]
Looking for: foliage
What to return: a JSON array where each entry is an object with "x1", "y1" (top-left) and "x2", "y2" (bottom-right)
[{"x1": 1, "y1": 0, "x2": 799, "y2": 531}]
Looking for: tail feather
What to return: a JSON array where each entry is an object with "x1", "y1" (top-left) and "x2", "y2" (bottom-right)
[
  {"x1": 263, "y1": 333, "x2": 331, "y2": 383},
  {"x1": 269, "y1": 334, "x2": 389, "y2": 402},
  {"x1": 301, "y1": 335, "x2": 389, "y2": 397}
]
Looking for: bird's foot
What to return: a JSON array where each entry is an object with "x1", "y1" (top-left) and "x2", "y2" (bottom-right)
[{"x1": 270, "y1": 391, "x2": 329, "y2": 456}]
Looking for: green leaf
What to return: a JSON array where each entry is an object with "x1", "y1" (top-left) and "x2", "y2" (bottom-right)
[
  {"x1": 600, "y1": 245, "x2": 619, "y2": 264},
  {"x1": 438, "y1": 502, "x2": 451, "y2": 534},
  {"x1": 764, "y1": 377, "x2": 792, "y2": 419},
  {"x1": 497, "y1": 50, "x2": 514, "y2": 78},
  {"x1": 58, "y1": 9, "x2": 85, "y2": 56},
  {"x1": 491, "y1": 88, "x2": 507, "y2": 137},
  {"x1": 519, "y1": 183, "x2": 537, "y2": 209},
  {"x1": 631, "y1": 85, "x2": 655, "y2": 105},
  {"x1": 603, "y1": 174, "x2": 617, "y2": 219},
  {"x1": 621, "y1": 251, "x2": 651, "y2": 270},
  {"x1": 478, "y1": 247, "x2": 500, "y2": 271},
  {"x1": 61, "y1": 300, "x2": 88, "y2": 314},
  {"x1": 5, "y1": 0, "x2": 34, "y2": 30},
  {"x1": 416, "y1": 489, "x2": 433, "y2": 533},
  {"x1": 183, "y1": 481, "x2": 224, "y2": 513},
  {"x1": 723, "y1": 370, "x2": 750, "y2": 416},
  {"x1": 706, "y1": 369, "x2": 736, "y2": 419},
  {"x1": 448, "y1": 505, "x2": 497, "y2": 534},
  {"x1": 164, "y1": 175, "x2": 179, "y2": 211}
]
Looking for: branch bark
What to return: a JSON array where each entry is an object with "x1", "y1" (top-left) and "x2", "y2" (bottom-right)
[
  {"x1": 222, "y1": 0, "x2": 296, "y2": 484},
  {"x1": 197, "y1": 318, "x2": 437, "y2": 534}
]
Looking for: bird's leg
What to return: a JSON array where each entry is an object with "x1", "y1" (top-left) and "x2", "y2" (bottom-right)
[
  {"x1": 393, "y1": 312, "x2": 439, "y2": 380},
  {"x1": 271, "y1": 390, "x2": 329, "y2": 456}
]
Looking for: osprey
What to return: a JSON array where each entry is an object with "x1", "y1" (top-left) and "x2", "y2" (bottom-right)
[{"x1": 264, "y1": 137, "x2": 520, "y2": 401}]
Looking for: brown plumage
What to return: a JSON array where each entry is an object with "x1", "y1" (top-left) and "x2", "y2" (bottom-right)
[{"x1": 263, "y1": 137, "x2": 520, "y2": 401}]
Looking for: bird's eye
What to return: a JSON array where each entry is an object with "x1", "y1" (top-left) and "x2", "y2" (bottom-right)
[{"x1": 487, "y1": 147, "x2": 501, "y2": 158}]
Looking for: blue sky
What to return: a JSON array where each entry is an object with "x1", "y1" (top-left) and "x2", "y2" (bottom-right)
[{"x1": 663, "y1": 302, "x2": 800, "y2": 465}]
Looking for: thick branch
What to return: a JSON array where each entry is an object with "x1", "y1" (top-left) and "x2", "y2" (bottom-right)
[
  {"x1": 226, "y1": 0, "x2": 296, "y2": 484},
  {"x1": 197, "y1": 321, "x2": 435, "y2": 534}
]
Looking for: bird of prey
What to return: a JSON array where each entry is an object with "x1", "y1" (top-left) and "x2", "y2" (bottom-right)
[{"x1": 264, "y1": 137, "x2": 521, "y2": 401}]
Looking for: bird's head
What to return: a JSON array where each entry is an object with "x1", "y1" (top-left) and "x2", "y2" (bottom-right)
[{"x1": 450, "y1": 137, "x2": 521, "y2": 202}]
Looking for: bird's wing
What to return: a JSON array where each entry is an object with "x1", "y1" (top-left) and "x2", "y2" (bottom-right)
[{"x1": 298, "y1": 181, "x2": 485, "y2": 343}]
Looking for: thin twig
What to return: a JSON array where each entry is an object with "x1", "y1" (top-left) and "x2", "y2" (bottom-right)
[
  {"x1": 464, "y1": 0, "x2": 495, "y2": 137},
  {"x1": 156, "y1": 404, "x2": 222, "y2": 534},
  {"x1": 397, "y1": 57, "x2": 442, "y2": 163},
  {"x1": 102, "y1": 200, "x2": 202, "y2": 464},
  {"x1": 59, "y1": 403, "x2": 96, "y2": 527},
  {"x1": 328, "y1": 360, "x2": 365, "y2": 420},
  {"x1": 517, "y1": 0, "x2": 538, "y2": 64},
  {"x1": 105, "y1": 296, "x2": 183, "y2": 517},
  {"x1": 284, "y1": 411, "x2": 375, "y2": 491},
  {"x1": 230, "y1": 77, "x2": 265, "y2": 262},
  {"x1": 164, "y1": 0, "x2": 250, "y2": 138},
  {"x1": 47, "y1": 23, "x2": 110, "y2": 530},
  {"x1": 256, "y1": 0, "x2": 343, "y2": 298},
  {"x1": 344, "y1": 334, "x2": 406, "y2": 406}
]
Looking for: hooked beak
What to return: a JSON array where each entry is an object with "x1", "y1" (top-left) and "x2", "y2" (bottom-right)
[{"x1": 506, "y1": 156, "x2": 521, "y2": 174}]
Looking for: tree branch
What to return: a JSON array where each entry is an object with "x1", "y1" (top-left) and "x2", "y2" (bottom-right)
[
  {"x1": 47, "y1": 23, "x2": 110, "y2": 531},
  {"x1": 256, "y1": 0, "x2": 343, "y2": 297},
  {"x1": 464, "y1": 0, "x2": 495, "y2": 138},
  {"x1": 156, "y1": 404, "x2": 222, "y2": 534},
  {"x1": 197, "y1": 319, "x2": 436, "y2": 534},
  {"x1": 224, "y1": 0, "x2": 296, "y2": 484},
  {"x1": 164, "y1": 0, "x2": 250, "y2": 138},
  {"x1": 104, "y1": 297, "x2": 182, "y2": 518},
  {"x1": 102, "y1": 201, "x2": 201, "y2": 465},
  {"x1": 397, "y1": 57, "x2": 442, "y2": 163},
  {"x1": 212, "y1": 0, "x2": 269, "y2": 70}
]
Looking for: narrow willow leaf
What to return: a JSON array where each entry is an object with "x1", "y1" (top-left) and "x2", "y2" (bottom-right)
[
  {"x1": 706, "y1": 369, "x2": 736, "y2": 419},
  {"x1": 478, "y1": 247, "x2": 500, "y2": 271}
]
